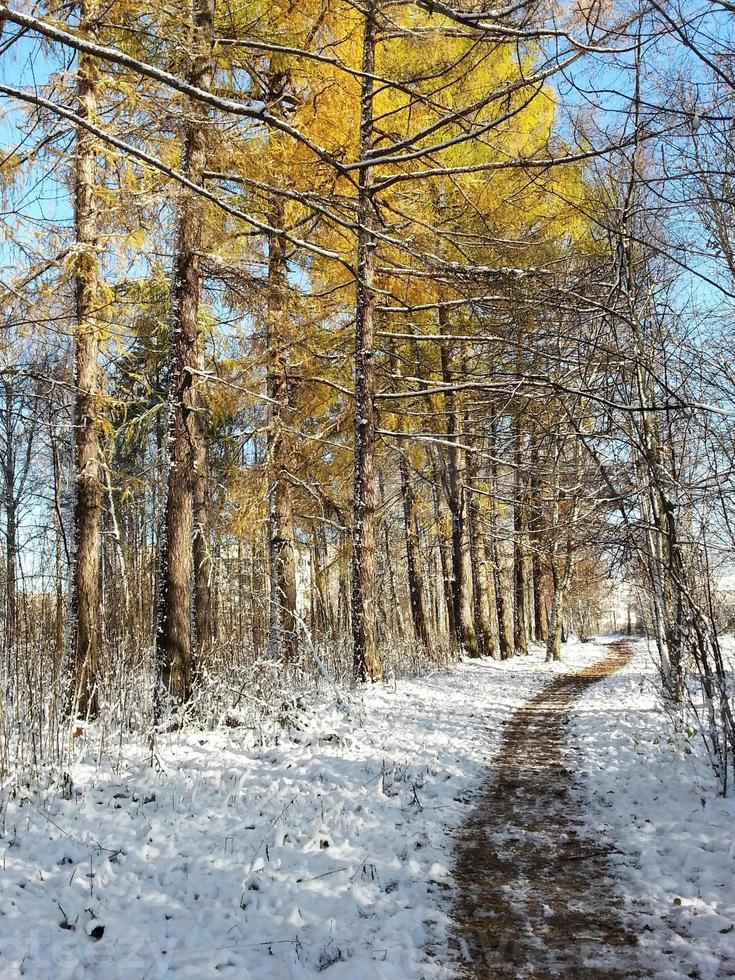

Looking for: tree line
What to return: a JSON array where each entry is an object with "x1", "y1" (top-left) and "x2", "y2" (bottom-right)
[{"x1": 1, "y1": 0, "x2": 735, "y2": 789}]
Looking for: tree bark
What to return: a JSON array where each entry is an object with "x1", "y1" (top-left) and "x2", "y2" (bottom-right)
[
  {"x1": 489, "y1": 420, "x2": 513, "y2": 659},
  {"x1": 546, "y1": 442, "x2": 579, "y2": 663},
  {"x1": 392, "y1": 358, "x2": 429, "y2": 648},
  {"x1": 351, "y1": 0, "x2": 383, "y2": 682},
  {"x1": 546, "y1": 564, "x2": 565, "y2": 662},
  {"x1": 156, "y1": 0, "x2": 215, "y2": 704},
  {"x1": 431, "y1": 467, "x2": 456, "y2": 645},
  {"x1": 51, "y1": 421, "x2": 69, "y2": 664},
  {"x1": 513, "y1": 419, "x2": 529, "y2": 655},
  {"x1": 1, "y1": 380, "x2": 17, "y2": 655},
  {"x1": 192, "y1": 392, "x2": 212, "y2": 660},
  {"x1": 468, "y1": 450, "x2": 499, "y2": 658},
  {"x1": 399, "y1": 445, "x2": 430, "y2": 648},
  {"x1": 4, "y1": 490, "x2": 16, "y2": 657},
  {"x1": 531, "y1": 549, "x2": 546, "y2": 642},
  {"x1": 439, "y1": 312, "x2": 479, "y2": 657},
  {"x1": 529, "y1": 462, "x2": 547, "y2": 642},
  {"x1": 547, "y1": 532, "x2": 576, "y2": 662},
  {"x1": 70, "y1": 0, "x2": 102, "y2": 718},
  {"x1": 267, "y1": 195, "x2": 298, "y2": 664}
]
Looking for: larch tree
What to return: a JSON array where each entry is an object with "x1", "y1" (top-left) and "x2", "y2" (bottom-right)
[
  {"x1": 351, "y1": 0, "x2": 383, "y2": 682},
  {"x1": 5, "y1": 0, "x2": 727, "y2": 780},
  {"x1": 69, "y1": 0, "x2": 103, "y2": 719},
  {"x1": 156, "y1": 0, "x2": 215, "y2": 703},
  {"x1": 266, "y1": 190, "x2": 299, "y2": 664}
]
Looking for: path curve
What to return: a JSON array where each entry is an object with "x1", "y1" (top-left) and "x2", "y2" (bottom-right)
[{"x1": 452, "y1": 640, "x2": 641, "y2": 978}]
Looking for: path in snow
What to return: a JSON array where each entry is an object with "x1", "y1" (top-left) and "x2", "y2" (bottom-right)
[{"x1": 452, "y1": 640, "x2": 642, "y2": 978}]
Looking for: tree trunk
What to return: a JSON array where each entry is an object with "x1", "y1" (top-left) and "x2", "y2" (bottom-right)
[
  {"x1": 312, "y1": 524, "x2": 333, "y2": 641},
  {"x1": 351, "y1": 1, "x2": 382, "y2": 682},
  {"x1": 513, "y1": 420, "x2": 529, "y2": 655},
  {"x1": 267, "y1": 195, "x2": 298, "y2": 663},
  {"x1": 383, "y1": 520, "x2": 404, "y2": 642},
  {"x1": 5, "y1": 497, "x2": 16, "y2": 656},
  {"x1": 338, "y1": 543, "x2": 350, "y2": 639},
  {"x1": 392, "y1": 358, "x2": 429, "y2": 648},
  {"x1": 192, "y1": 391, "x2": 212, "y2": 660},
  {"x1": 429, "y1": 453, "x2": 456, "y2": 646},
  {"x1": 51, "y1": 425, "x2": 68, "y2": 664},
  {"x1": 546, "y1": 565, "x2": 565, "y2": 662},
  {"x1": 70, "y1": 0, "x2": 102, "y2": 718},
  {"x1": 489, "y1": 421, "x2": 513, "y2": 659},
  {"x1": 546, "y1": 533, "x2": 575, "y2": 662},
  {"x1": 545, "y1": 444, "x2": 579, "y2": 663},
  {"x1": 439, "y1": 314, "x2": 479, "y2": 657},
  {"x1": 399, "y1": 445, "x2": 430, "y2": 648},
  {"x1": 156, "y1": 0, "x2": 215, "y2": 704},
  {"x1": 468, "y1": 451, "x2": 499, "y2": 659},
  {"x1": 529, "y1": 463, "x2": 547, "y2": 643},
  {"x1": 1, "y1": 381, "x2": 17, "y2": 656},
  {"x1": 531, "y1": 549, "x2": 546, "y2": 642}
]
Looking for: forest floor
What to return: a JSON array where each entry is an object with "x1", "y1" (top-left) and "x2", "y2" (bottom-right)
[{"x1": 1, "y1": 637, "x2": 734, "y2": 978}]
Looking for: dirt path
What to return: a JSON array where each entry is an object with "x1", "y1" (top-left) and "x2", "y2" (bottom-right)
[{"x1": 452, "y1": 640, "x2": 641, "y2": 978}]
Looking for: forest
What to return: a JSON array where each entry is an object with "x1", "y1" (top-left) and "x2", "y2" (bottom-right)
[{"x1": 1, "y1": 0, "x2": 735, "y2": 977}]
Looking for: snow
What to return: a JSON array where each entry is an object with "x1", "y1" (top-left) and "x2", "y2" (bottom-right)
[
  {"x1": 0, "y1": 652, "x2": 566, "y2": 979},
  {"x1": 572, "y1": 637, "x2": 735, "y2": 979},
  {"x1": 1, "y1": 637, "x2": 733, "y2": 978}
]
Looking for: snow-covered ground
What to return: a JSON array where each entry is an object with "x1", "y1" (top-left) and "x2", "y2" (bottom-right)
[
  {"x1": 573, "y1": 638, "x2": 735, "y2": 980},
  {"x1": 1, "y1": 638, "x2": 732, "y2": 978},
  {"x1": 0, "y1": 649, "x2": 583, "y2": 979}
]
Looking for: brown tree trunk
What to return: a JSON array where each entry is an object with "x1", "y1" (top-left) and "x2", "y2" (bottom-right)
[
  {"x1": 546, "y1": 564, "x2": 565, "y2": 662},
  {"x1": 190, "y1": 5, "x2": 216, "y2": 666},
  {"x1": 382, "y1": 520, "x2": 404, "y2": 643},
  {"x1": 429, "y1": 453, "x2": 456, "y2": 646},
  {"x1": 70, "y1": 0, "x2": 102, "y2": 718},
  {"x1": 156, "y1": 0, "x2": 215, "y2": 704},
  {"x1": 476, "y1": 526, "x2": 500, "y2": 658},
  {"x1": 192, "y1": 399, "x2": 212, "y2": 660},
  {"x1": 4, "y1": 498, "x2": 16, "y2": 656},
  {"x1": 547, "y1": 532, "x2": 576, "y2": 662},
  {"x1": 531, "y1": 550, "x2": 546, "y2": 642},
  {"x1": 529, "y1": 463, "x2": 547, "y2": 643},
  {"x1": 399, "y1": 445, "x2": 430, "y2": 648},
  {"x1": 546, "y1": 443, "x2": 579, "y2": 663},
  {"x1": 439, "y1": 313, "x2": 479, "y2": 657},
  {"x1": 51, "y1": 428, "x2": 66, "y2": 663},
  {"x1": 490, "y1": 421, "x2": 513, "y2": 659},
  {"x1": 513, "y1": 419, "x2": 529, "y2": 655},
  {"x1": 312, "y1": 524, "x2": 333, "y2": 641},
  {"x1": 1, "y1": 381, "x2": 17, "y2": 656},
  {"x1": 391, "y1": 358, "x2": 429, "y2": 648},
  {"x1": 267, "y1": 195, "x2": 298, "y2": 663},
  {"x1": 351, "y1": 1, "x2": 382, "y2": 682},
  {"x1": 338, "y1": 544, "x2": 350, "y2": 639},
  {"x1": 402, "y1": 335, "x2": 453, "y2": 648},
  {"x1": 54, "y1": 517, "x2": 65, "y2": 661},
  {"x1": 468, "y1": 450, "x2": 499, "y2": 658}
]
